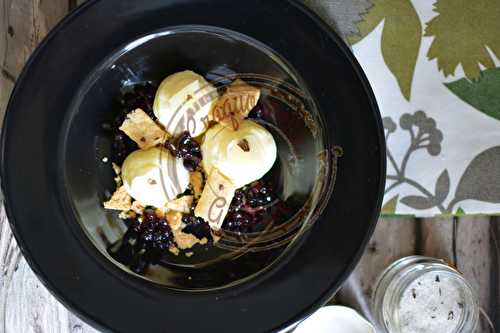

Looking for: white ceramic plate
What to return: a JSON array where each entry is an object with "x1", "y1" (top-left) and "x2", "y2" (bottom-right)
[{"x1": 294, "y1": 306, "x2": 376, "y2": 333}]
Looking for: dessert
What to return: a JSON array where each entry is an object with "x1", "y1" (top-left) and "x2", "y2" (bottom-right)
[
  {"x1": 201, "y1": 120, "x2": 277, "y2": 188},
  {"x1": 103, "y1": 70, "x2": 285, "y2": 273},
  {"x1": 121, "y1": 147, "x2": 189, "y2": 208},
  {"x1": 153, "y1": 70, "x2": 218, "y2": 137},
  {"x1": 196, "y1": 120, "x2": 277, "y2": 229}
]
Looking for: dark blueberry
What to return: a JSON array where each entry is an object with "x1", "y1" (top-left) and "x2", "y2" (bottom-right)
[
  {"x1": 107, "y1": 209, "x2": 176, "y2": 275},
  {"x1": 183, "y1": 159, "x2": 198, "y2": 172},
  {"x1": 164, "y1": 140, "x2": 178, "y2": 156},
  {"x1": 165, "y1": 132, "x2": 203, "y2": 171},
  {"x1": 225, "y1": 211, "x2": 254, "y2": 234},
  {"x1": 182, "y1": 215, "x2": 212, "y2": 241},
  {"x1": 118, "y1": 83, "x2": 156, "y2": 120},
  {"x1": 223, "y1": 180, "x2": 283, "y2": 233}
]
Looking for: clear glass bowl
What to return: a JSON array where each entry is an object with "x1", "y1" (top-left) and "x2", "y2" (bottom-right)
[{"x1": 63, "y1": 25, "x2": 337, "y2": 290}]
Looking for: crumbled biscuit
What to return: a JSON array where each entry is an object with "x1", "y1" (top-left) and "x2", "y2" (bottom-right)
[
  {"x1": 118, "y1": 210, "x2": 136, "y2": 220},
  {"x1": 112, "y1": 162, "x2": 121, "y2": 175},
  {"x1": 166, "y1": 211, "x2": 183, "y2": 231},
  {"x1": 195, "y1": 169, "x2": 237, "y2": 230},
  {"x1": 190, "y1": 171, "x2": 204, "y2": 199},
  {"x1": 166, "y1": 195, "x2": 194, "y2": 213},
  {"x1": 130, "y1": 201, "x2": 144, "y2": 215},
  {"x1": 155, "y1": 207, "x2": 167, "y2": 218},
  {"x1": 119, "y1": 108, "x2": 169, "y2": 149},
  {"x1": 210, "y1": 79, "x2": 260, "y2": 130},
  {"x1": 185, "y1": 252, "x2": 194, "y2": 258},
  {"x1": 200, "y1": 237, "x2": 208, "y2": 245},
  {"x1": 111, "y1": 162, "x2": 122, "y2": 185},
  {"x1": 104, "y1": 186, "x2": 132, "y2": 211},
  {"x1": 169, "y1": 246, "x2": 180, "y2": 256},
  {"x1": 174, "y1": 231, "x2": 201, "y2": 250}
]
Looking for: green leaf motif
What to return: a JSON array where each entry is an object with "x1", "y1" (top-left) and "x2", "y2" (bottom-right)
[
  {"x1": 445, "y1": 67, "x2": 500, "y2": 122},
  {"x1": 349, "y1": 0, "x2": 422, "y2": 100},
  {"x1": 425, "y1": 0, "x2": 500, "y2": 80},
  {"x1": 381, "y1": 194, "x2": 399, "y2": 215}
]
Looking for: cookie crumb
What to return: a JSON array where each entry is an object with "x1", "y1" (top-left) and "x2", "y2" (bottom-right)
[
  {"x1": 119, "y1": 108, "x2": 169, "y2": 149},
  {"x1": 104, "y1": 186, "x2": 132, "y2": 211},
  {"x1": 166, "y1": 211, "x2": 183, "y2": 231},
  {"x1": 190, "y1": 171, "x2": 204, "y2": 199},
  {"x1": 169, "y1": 246, "x2": 180, "y2": 256},
  {"x1": 166, "y1": 195, "x2": 194, "y2": 213}
]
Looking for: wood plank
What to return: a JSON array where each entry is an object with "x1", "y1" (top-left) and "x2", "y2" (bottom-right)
[
  {"x1": 420, "y1": 217, "x2": 455, "y2": 264},
  {"x1": 0, "y1": 0, "x2": 15, "y2": 126},
  {"x1": 0, "y1": 0, "x2": 69, "y2": 120},
  {"x1": 489, "y1": 217, "x2": 500, "y2": 331},
  {"x1": 69, "y1": 0, "x2": 87, "y2": 11},
  {"x1": 455, "y1": 217, "x2": 498, "y2": 333}
]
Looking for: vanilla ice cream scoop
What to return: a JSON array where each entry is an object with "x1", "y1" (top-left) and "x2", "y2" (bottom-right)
[
  {"x1": 153, "y1": 70, "x2": 218, "y2": 137},
  {"x1": 202, "y1": 120, "x2": 277, "y2": 188},
  {"x1": 121, "y1": 147, "x2": 190, "y2": 207}
]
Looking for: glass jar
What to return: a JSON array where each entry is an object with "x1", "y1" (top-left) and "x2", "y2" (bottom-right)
[{"x1": 372, "y1": 256, "x2": 479, "y2": 333}]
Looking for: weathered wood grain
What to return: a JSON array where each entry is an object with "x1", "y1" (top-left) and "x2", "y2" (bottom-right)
[
  {"x1": 0, "y1": 0, "x2": 69, "y2": 119},
  {"x1": 456, "y1": 217, "x2": 498, "y2": 332},
  {"x1": 420, "y1": 217, "x2": 455, "y2": 262},
  {"x1": 489, "y1": 217, "x2": 500, "y2": 330}
]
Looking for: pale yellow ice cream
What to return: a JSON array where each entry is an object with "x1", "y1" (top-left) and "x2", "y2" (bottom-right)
[
  {"x1": 121, "y1": 147, "x2": 190, "y2": 207},
  {"x1": 153, "y1": 70, "x2": 218, "y2": 137},
  {"x1": 201, "y1": 120, "x2": 277, "y2": 188}
]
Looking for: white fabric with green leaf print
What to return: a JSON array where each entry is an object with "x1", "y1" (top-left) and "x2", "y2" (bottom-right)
[{"x1": 304, "y1": 0, "x2": 500, "y2": 216}]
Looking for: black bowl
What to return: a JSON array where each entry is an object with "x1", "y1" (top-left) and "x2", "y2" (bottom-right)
[{"x1": 1, "y1": 0, "x2": 385, "y2": 332}]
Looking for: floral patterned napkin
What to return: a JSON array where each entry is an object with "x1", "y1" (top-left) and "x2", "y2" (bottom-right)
[{"x1": 304, "y1": 0, "x2": 500, "y2": 217}]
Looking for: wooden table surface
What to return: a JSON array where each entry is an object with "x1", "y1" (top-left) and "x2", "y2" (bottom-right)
[{"x1": 0, "y1": 1, "x2": 498, "y2": 332}]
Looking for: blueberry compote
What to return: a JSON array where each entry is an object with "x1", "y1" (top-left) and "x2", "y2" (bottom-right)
[
  {"x1": 164, "y1": 131, "x2": 202, "y2": 172},
  {"x1": 107, "y1": 83, "x2": 288, "y2": 275},
  {"x1": 224, "y1": 180, "x2": 284, "y2": 234},
  {"x1": 106, "y1": 83, "x2": 156, "y2": 165},
  {"x1": 108, "y1": 208, "x2": 175, "y2": 274}
]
